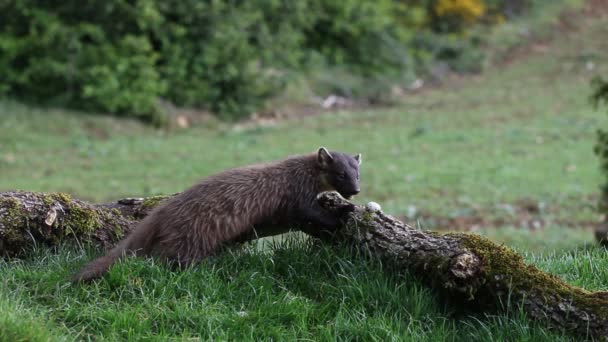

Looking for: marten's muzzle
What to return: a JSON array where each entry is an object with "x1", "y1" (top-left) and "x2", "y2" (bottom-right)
[{"x1": 343, "y1": 188, "x2": 360, "y2": 199}]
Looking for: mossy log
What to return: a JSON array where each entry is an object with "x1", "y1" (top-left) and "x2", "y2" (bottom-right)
[
  {"x1": 316, "y1": 192, "x2": 608, "y2": 341},
  {"x1": 1, "y1": 190, "x2": 607, "y2": 339},
  {"x1": 0, "y1": 191, "x2": 173, "y2": 257}
]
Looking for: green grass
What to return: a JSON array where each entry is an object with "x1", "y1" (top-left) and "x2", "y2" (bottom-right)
[
  {"x1": 2, "y1": 4, "x2": 608, "y2": 341},
  {"x1": 476, "y1": 226, "x2": 595, "y2": 254},
  {"x1": 1, "y1": 239, "x2": 605, "y2": 341}
]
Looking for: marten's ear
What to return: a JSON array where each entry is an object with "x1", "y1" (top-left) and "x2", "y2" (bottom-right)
[
  {"x1": 317, "y1": 147, "x2": 334, "y2": 167},
  {"x1": 354, "y1": 153, "x2": 362, "y2": 165}
]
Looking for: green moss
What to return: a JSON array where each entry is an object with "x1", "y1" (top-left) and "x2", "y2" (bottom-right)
[
  {"x1": 0, "y1": 197, "x2": 27, "y2": 244},
  {"x1": 109, "y1": 208, "x2": 127, "y2": 239},
  {"x1": 141, "y1": 195, "x2": 170, "y2": 210},
  {"x1": 62, "y1": 205, "x2": 101, "y2": 237},
  {"x1": 51, "y1": 193, "x2": 128, "y2": 244},
  {"x1": 38, "y1": 192, "x2": 72, "y2": 206},
  {"x1": 361, "y1": 211, "x2": 374, "y2": 223},
  {"x1": 40, "y1": 194, "x2": 54, "y2": 206},
  {"x1": 51, "y1": 193, "x2": 72, "y2": 203},
  {"x1": 455, "y1": 232, "x2": 608, "y2": 317}
]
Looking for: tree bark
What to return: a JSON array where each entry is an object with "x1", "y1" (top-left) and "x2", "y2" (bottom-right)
[
  {"x1": 1, "y1": 190, "x2": 606, "y2": 340},
  {"x1": 0, "y1": 191, "x2": 173, "y2": 257}
]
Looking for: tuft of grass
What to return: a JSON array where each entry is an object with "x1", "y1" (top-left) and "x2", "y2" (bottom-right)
[{"x1": 0, "y1": 294, "x2": 70, "y2": 341}]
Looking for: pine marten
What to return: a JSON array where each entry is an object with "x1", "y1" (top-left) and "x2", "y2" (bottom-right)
[{"x1": 73, "y1": 147, "x2": 362, "y2": 282}]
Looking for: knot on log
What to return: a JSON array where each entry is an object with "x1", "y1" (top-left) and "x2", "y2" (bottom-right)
[{"x1": 450, "y1": 253, "x2": 480, "y2": 279}]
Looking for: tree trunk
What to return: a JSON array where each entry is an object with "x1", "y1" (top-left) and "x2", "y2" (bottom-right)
[{"x1": 1, "y1": 190, "x2": 606, "y2": 340}]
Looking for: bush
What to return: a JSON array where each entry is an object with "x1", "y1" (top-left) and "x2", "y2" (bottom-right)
[
  {"x1": 0, "y1": 0, "x2": 416, "y2": 122},
  {"x1": 0, "y1": 0, "x2": 531, "y2": 123},
  {"x1": 151, "y1": 0, "x2": 310, "y2": 120},
  {"x1": 0, "y1": 1, "x2": 165, "y2": 123},
  {"x1": 80, "y1": 35, "x2": 166, "y2": 125}
]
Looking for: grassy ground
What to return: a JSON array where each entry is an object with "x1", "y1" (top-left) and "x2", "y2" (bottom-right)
[
  {"x1": 1, "y1": 3, "x2": 608, "y2": 341},
  {"x1": 2, "y1": 240, "x2": 607, "y2": 341}
]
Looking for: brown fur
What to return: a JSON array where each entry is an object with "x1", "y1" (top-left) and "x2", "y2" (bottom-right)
[{"x1": 73, "y1": 148, "x2": 361, "y2": 282}]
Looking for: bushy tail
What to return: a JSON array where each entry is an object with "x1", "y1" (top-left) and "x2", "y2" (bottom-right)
[{"x1": 72, "y1": 219, "x2": 156, "y2": 283}]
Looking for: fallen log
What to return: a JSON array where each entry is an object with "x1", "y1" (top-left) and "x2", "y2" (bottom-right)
[
  {"x1": 0, "y1": 191, "x2": 173, "y2": 257},
  {"x1": 317, "y1": 192, "x2": 608, "y2": 341},
  {"x1": 0, "y1": 190, "x2": 606, "y2": 340}
]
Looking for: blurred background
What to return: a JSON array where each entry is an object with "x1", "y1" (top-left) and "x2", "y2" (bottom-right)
[{"x1": 2, "y1": 1, "x2": 608, "y2": 340}]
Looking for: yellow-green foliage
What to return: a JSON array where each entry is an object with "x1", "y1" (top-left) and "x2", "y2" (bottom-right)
[{"x1": 435, "y1": 0, "x2": 486, "y2": 24}]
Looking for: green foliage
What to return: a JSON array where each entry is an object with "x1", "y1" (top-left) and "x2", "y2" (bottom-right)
[
  {"x1": 0, "y1": 0, "x2": 415, "y2": 122},
  {"x1": 0, "y1": 1, "x2": 165, "y2": 124},
  {"x1": 80, "y1": 35, "x2": 166, "y2": 125},
  {"x1": 151, "y1": 0, "x2": 307, "y2": 120},
  {"x1": 303, "y1": 0, "x2": 411, "y2": 76},
  {"x1": 0, "y1": 0, "x2": 549, "y2": 123}
]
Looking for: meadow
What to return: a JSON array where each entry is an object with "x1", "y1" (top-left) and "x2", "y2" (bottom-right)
[{"x1": 1, "y1": 4, "x2": 608, "y2": 341}]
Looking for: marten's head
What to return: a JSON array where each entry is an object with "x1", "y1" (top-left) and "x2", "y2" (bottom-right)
[{"x1": 317, "y1": 147, "x2": 362, "y2": 199}]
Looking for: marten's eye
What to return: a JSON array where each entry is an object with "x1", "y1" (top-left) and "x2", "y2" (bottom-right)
[{"x1": 337, "y1": 171, "x2": 346, "y2": 180}]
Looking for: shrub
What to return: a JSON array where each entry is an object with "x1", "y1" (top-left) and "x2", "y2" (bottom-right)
[
  {"x1": 0, "y1": 0, "x2": 415, "y2": 122},
  {"x1": 0, "y1": 0, "x2": 530, "y2": 123},
  {"x1": 0, "y1": 1, "x2": 165, "y2": 123},
  {"x1": 79, "y1": 35, "x2": 166, "y2": 125},
  {"x1": 151, "y1": 0, "x2": 310, "y2": 120}
]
